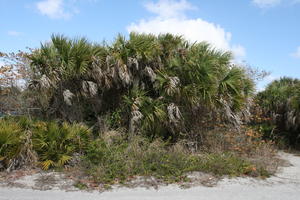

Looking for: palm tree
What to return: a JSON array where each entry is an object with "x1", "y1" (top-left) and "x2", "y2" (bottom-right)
[
  {"x1": 256, "y1": 77, "x2": 300, "y2": 147},
  {"x1": 28, "y1": 33, "x2": 255, "y2": 141},
  {"x1": 29, "y1": 34, "x2": 106, "y2": 121}
]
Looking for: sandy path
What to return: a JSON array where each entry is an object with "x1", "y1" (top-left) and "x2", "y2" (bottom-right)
[{"x1": 0, "y1": 152, "x2": 299, "y2": 200}]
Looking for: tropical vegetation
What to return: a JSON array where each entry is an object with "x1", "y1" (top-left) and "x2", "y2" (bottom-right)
[
  {"x1": 255, "y1": 77, "x2": 300, "y2": 147},
  {"x1": 28, "y1": 33, "x2": 254, "y2": 142},
  {"x1": 0, "y1": 33, "x2": 297, "y2": 188}
]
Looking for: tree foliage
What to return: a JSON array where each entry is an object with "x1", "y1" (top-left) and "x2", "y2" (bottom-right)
[
  {"x1": 28, "y1": 33, "x2": 254, "y2": 140},
  {"x1": 0, "y1": 51, "x2": 32, "y2": 113},
  {"x1": 256, "y1": 77, "x2": 300, "y2": 147}
]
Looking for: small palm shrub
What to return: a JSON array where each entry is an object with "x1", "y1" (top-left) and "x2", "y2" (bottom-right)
[
  {"x1": 0, "y1": 117, "x2": 92, "y2": 170},
  {"x1": 32, "y1": 121, "x2": 91, "y2": 170},
  {"x1": 0, "y1": 116, "x2": 38, "y2": 171},
  {"x1": 0, "y1": 119, "x2": 24, "y2": 168}
]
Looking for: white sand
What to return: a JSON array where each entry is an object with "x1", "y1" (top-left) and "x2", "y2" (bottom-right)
[{"x1": 1, "y1": 152, "x2": 299, "y2": 200}]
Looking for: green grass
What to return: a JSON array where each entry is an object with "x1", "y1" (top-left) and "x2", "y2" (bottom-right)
[
  {"x1": 74, "y1": 181, "x2": 88, "y2": 190},
  {"x1": 81, "y1": 134, "x2": 261, "y2": 185}
]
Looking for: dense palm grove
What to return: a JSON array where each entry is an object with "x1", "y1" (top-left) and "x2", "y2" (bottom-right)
[
  {"x1": 28, "y1": 33, "x2": 254, "y2": 140},
  {"x1": 0, "y1": 33, "x2": 298, "y2": 186}
]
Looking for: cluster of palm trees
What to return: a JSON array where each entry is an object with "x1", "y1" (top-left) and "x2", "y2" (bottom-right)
[
  {"x1": 256, "y1": 77, "x2": 300, "y2": 146},
  {"x1": 28, "y1": 33, "x2": 254, "y2": 140}
]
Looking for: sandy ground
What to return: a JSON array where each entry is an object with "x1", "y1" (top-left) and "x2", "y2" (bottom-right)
[{"x1": 0, "y1": 152, "x2": 300, "y2": 200}]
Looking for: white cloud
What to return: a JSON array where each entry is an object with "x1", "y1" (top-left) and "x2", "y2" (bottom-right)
[
  {"x1": 252, "y1": 0, "x2": 281, "y2": 8},
  {"x1": 36, "y1": 0, "x2": 72, "y2": 19},
  {"x1": 291, "y1": 46, "x2": 300, "y2": 59},
  {"x1": 7, "y1": 31, "x2": 23, "y2": 37},
  {"x1": 252, "y1": 0, "x2": 300, "y2": 8},
  {"x1": 128, "y1": 18, "x2": 232, "y2": 51},
  {"x1": 232, "y1": 45, "x2": 246, "y2": 61},
  {"x1": 127, "y1": 0, "x2": 245, "y2": 60},
  {"x1": 145, "y1": 0, "x2": 195, "y2": 19}
]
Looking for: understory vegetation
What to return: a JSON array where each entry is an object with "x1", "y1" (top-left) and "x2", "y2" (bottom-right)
[
  {"x1": 0, "y1": 116, "x2": 275, "y2": 185},
  {"x1": 0, "y1": 33, "x2": 297, "y2": 188}
]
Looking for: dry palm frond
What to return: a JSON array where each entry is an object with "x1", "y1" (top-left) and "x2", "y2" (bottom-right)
[
  {"x1": 129, "y1": 110, "x2": 143, "y2": 135},
  {"x1": 91, "y1": 64, "x2": 104, "y2": 84},
  {"x1": 128, "y1": 57, "x2": 139, "y2": 71},
  {"x1": 128, "y1": 96, "x2": 144, "y2": 135},
  {"x1": 82, "y1": 81, "x2": 98, "y2": 97},
  {"x1": 155, "y1": 72, "x2": 180, "y2": 96},
  {"x1": 7, "y1": 130, "x2": 38, "y2": 172},
  {"x1": 63, "y1": 89, "x2": 74, "y2": 106},
  {"x1": 144, "y1": 66, "x2": 156, "y2": 82},
  {"x1": 40, "y1": 75, "x2": 52, "y2": 89},
  {"x1": 167, "y1": 103, "x2": 182, "y2": 124},
  {"x1": 167, "y1": 76, "x2": 180, "y2": 96},
  {"x1": 118, "y1": 64, "x2": 131, "y2": 86},
  {"x1": 219, "y1": 98, "x2": 242, "y2": 127}
]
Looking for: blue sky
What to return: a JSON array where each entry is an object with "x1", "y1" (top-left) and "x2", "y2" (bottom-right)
[{"x1": 1, "y1": 0, "x2": 300, "y2": 90}]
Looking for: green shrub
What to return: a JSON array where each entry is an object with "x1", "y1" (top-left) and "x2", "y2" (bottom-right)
[
  {"x1": 0, "y1": 117, "x2": 92, "y2": 170},
  {"x1": 32, "y1": 121, "x2": 91, "y2": 170},
  {"x1": 0, "y1": 119, "x2": 24, "y2": 168},
  {"x1": 189, "y1": 153, "x2": 253, "y2": 176},
  {"x1": 256, "y1": 77, "x2": 300, "y2": 148}
]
